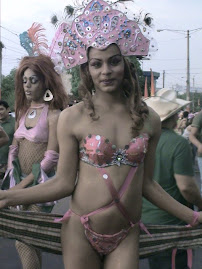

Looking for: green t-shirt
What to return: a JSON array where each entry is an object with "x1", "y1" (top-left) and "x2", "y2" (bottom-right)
[
  {"x1": 0, "y1": 115, "x2": 15, "y2": 164},
  {"x1": 191, "y1": 111, "x2": 202, "y2": 157},
  {"x1": 142, "y1": 128, "x2": 194, "y2": 225}
]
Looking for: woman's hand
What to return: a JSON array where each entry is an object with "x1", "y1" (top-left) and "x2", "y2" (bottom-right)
[
  {"x1": 0, "y1": 190, "x2": 9, "y2": 209},
  {"x1": 197, "y1": 144, "x2": 202, "y2": 155}
]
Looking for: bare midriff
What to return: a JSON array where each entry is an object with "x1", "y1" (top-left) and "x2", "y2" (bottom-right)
[{"x1": 70, "y1": 162, "x2": 144, "y2": 235}]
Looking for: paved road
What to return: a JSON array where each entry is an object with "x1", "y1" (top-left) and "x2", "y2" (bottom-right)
[
  {"x1": 0, "y1": 237, "x2": 201, "y2": 269},
  {"x1": 0, "y1": 169, "x2": 201, "y2": 268}
]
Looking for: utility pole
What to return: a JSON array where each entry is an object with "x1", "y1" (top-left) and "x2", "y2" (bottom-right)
[
  {"x1": 163, "y1": 70, "x2": 165, "y2": 88},
  {"x1": 157, "y1": 28, "x2": 202, "y2": 102},
  {"x1": 0, "y1": 42, "x2": 3, "y2": 100},
  {"x1": 186, "y1": 30, "x2": 190, "y2": 101},
  {"x1": 193, "y1": 76, "x2": 195, "y2": 111}
]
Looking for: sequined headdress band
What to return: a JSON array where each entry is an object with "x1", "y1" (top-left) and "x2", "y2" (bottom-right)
[{"x1": 50, "y1": 0, "x2": 151, "y2": 71}]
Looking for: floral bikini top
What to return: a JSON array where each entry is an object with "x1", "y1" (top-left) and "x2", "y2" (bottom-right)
[{"x1": 79, "y1": 133, "x2": 149, "y2": 168}]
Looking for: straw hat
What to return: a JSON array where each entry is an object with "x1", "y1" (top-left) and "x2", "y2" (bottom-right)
[{"x1": 144, "y1": 88, "x2": 191, "y2": 121}]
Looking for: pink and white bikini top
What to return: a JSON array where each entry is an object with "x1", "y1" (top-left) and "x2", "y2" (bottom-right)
[
  {"x1": 79, "y1": 133, "x2": 149, "y2": 168},
  {"x1": 14, "y1": 104, "x2": 49, "y2": 143}
]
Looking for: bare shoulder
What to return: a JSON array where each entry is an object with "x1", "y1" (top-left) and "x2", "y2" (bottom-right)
[
  {"x1": 58, "y1": 102, "x2": 85, "y2": 134},
  {"x1": 47, "y1": 109, "x2": 61, "y2": 125},
  {"x1": 144, "y1": 106, "x2": 161, "y2": 137},
  {"x1": 59, "y1": 102, "x2": 84, "y2": 121}
]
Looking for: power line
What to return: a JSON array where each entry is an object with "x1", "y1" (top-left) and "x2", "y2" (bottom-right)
[
  {"x1": 0, "y1": 25, "x2": 19, "y2": 36},
  {"x1": 151, "y1": 58, "x2": 185, "y2": 61},
  {"x1": 158, "y1": 37, "x2": 187, "y2": 42},
  {"x1": 161, "y1": 68, "x2": 202, "y2": 71},
  {"x1": 3, "y1": 47, "x2": 25, "y2": 55},
  {"x1": 4, "y1": 44, "x2": 25, "y2": 53},
  {"x1": 2, "y1": 35, "x2": 21, "y2": 46}
]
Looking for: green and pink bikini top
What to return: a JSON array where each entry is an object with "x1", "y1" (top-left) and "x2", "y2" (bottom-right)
[{"x1": 79, "y1": 133, "x2": 149, "y2": 168}]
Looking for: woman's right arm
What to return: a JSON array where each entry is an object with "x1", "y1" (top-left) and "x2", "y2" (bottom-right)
[{"x1": 0, "y1": 107, "x2": 79, "y2": 208}]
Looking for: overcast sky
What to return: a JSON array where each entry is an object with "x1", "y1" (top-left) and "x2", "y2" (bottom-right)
[{"x1": 1, "y1": 0, "x2": 202, "y2": 90}]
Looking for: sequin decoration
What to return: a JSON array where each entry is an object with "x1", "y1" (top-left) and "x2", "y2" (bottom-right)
[
  {"x1": 50, "y1": 0, "x2": 151, "y2": 70},
  {"x1": 112, "y1": 149, "x2": 128, "y2": 166},
  {"x1": 79, "y1": 133, "x2": 149, "y2": 168}
]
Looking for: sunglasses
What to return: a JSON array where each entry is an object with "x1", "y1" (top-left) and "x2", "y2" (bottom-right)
[{"x1": 23, "y1": 76, "x2": 39, "y2": 85}]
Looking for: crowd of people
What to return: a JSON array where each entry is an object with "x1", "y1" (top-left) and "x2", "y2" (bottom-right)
[
  {"x1": 0, "y1": 1, "x2": 202, "y2": 269},
  {"x1": 0, "y1": 100, "x2": 15, "y2": 181},
  {"x1": 142, "y1": 91, "x2": 202, "y2": 269}
]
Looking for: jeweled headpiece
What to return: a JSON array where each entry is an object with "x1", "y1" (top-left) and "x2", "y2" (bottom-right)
[{"x1": 49, "y1": 0, "x2": 152, "y2": 71}]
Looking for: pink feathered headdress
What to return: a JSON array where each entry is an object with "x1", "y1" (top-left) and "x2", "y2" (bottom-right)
[{"x1": 49, "y1": 0, "x2": 151, "y2": 71}]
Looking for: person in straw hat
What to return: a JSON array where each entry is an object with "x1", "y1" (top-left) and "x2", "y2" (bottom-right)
[
  {"x1": 142, "y1": 88, "x2": 202, "y2": 269},
  {"x1": 189, "y1": 109, "x2": 202, "y2": 195},
  {"x1": 0, "y1": 1, "x2": 202, "y2": 269}
]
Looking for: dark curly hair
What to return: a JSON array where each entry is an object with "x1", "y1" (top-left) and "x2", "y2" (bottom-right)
[
  {"x1": 15, "y1": 54, "x2": 69, "y2": 120},
  {"x1": 78, "y1": 56, "x2": 149, "y2": 135}
]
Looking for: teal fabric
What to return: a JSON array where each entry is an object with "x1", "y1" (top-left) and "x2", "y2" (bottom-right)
[
  {"x1": 13, "y1": 158, "x2": 41, "y2": 187},
  {"x1": 0, "y1": 116, "x2": 15, "y2": 164},
  {"x1": 2, "y1": 159, "x2": 41, "y2": 189},
  {"x1": 1, "y1": 158, "x2": 54, "y2": 212},
  {"x1": 142, "y1": 128, "x2": 194, "y2": 225}
]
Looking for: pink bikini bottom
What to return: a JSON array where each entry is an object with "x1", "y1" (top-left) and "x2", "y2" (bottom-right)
[{"x1": 55, "y1": 209, "x2": 150, "y2": 256}]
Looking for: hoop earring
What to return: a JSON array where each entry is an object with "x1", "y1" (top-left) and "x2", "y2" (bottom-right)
[{"x1": 43, "y1": 89, "x2": 53, "y2": 101}]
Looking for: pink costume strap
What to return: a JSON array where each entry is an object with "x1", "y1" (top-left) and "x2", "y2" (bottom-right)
[
  {"x1": 81, "y1": 167, "x2": 137, "y2": 221},
  {"x1": 186, "y1": 211, "x2": 200, "y2": 227},
  {"x1": 7, "y1": 145, "x2": 19, "y2": 169},
  {"x1": 171, "y1": 248, "x2": 177, "y2": 269},
  {"x1": 118, "y1": 167, "x2": 138, "y2": 198},
  {"x1": 55, "y1": 167, "x2": 152, "y2": 237},
  {"x1": 40, "y1": 150, "x2": 59, "y2": 173},
  {"x1": 171, "y1": 211, "x2": 199, "y2": 269},
  {"x1": 187, "y1": 249, "x2": 193, "y2": 269},
  {"x1": 97, "y1": 167, "x2": 136, "y2": 226},
  {"x1": 171, "y1": 248, "x2": 193, "y2": 269},
  {"x1": 54, "y1": 209, "x2": 73, "y2": 223},
  {"x1": 82, "y1": 167, "x2": 151, "y2": 236}
]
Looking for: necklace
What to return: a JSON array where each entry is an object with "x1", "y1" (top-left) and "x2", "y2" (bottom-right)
[
  {"x1": 28, "y1": 109, "x2": 37, "y2": 119},
  {"x1": 27, "y1": 104, "x2": 45, "y2": 119}
]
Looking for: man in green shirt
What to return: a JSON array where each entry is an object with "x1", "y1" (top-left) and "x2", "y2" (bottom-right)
[
  {"x1": 189, "y1": 110, "x2": 202, "y2": 193},
  {"x1": 0, "y1": 100, "x2": 15, "y2": 180},
  {"x1": 0, "y1": 127, "x2": 9, "y2": 147},
  {"x1": 142, "y1": 89, "x2": 202, "y2": 269}
]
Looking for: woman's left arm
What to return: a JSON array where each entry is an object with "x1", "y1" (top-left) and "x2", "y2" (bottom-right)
[{"x1": 142, "y1": 109, "x2": 202, "y2": 224}]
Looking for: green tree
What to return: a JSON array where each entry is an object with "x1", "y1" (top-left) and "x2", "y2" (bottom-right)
[
  {"x1": 69, "y1": 67, "x2": 80, "y2": 98},
  {"x1": 126, "y1": 56, "x2": 145, "y2": 95},
  {"x1": 177, "y1": 91, "x2": 202, "y2": 112},
  {"x1": 1, "y1": 68, "x2": 16, "y2": 111}
]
